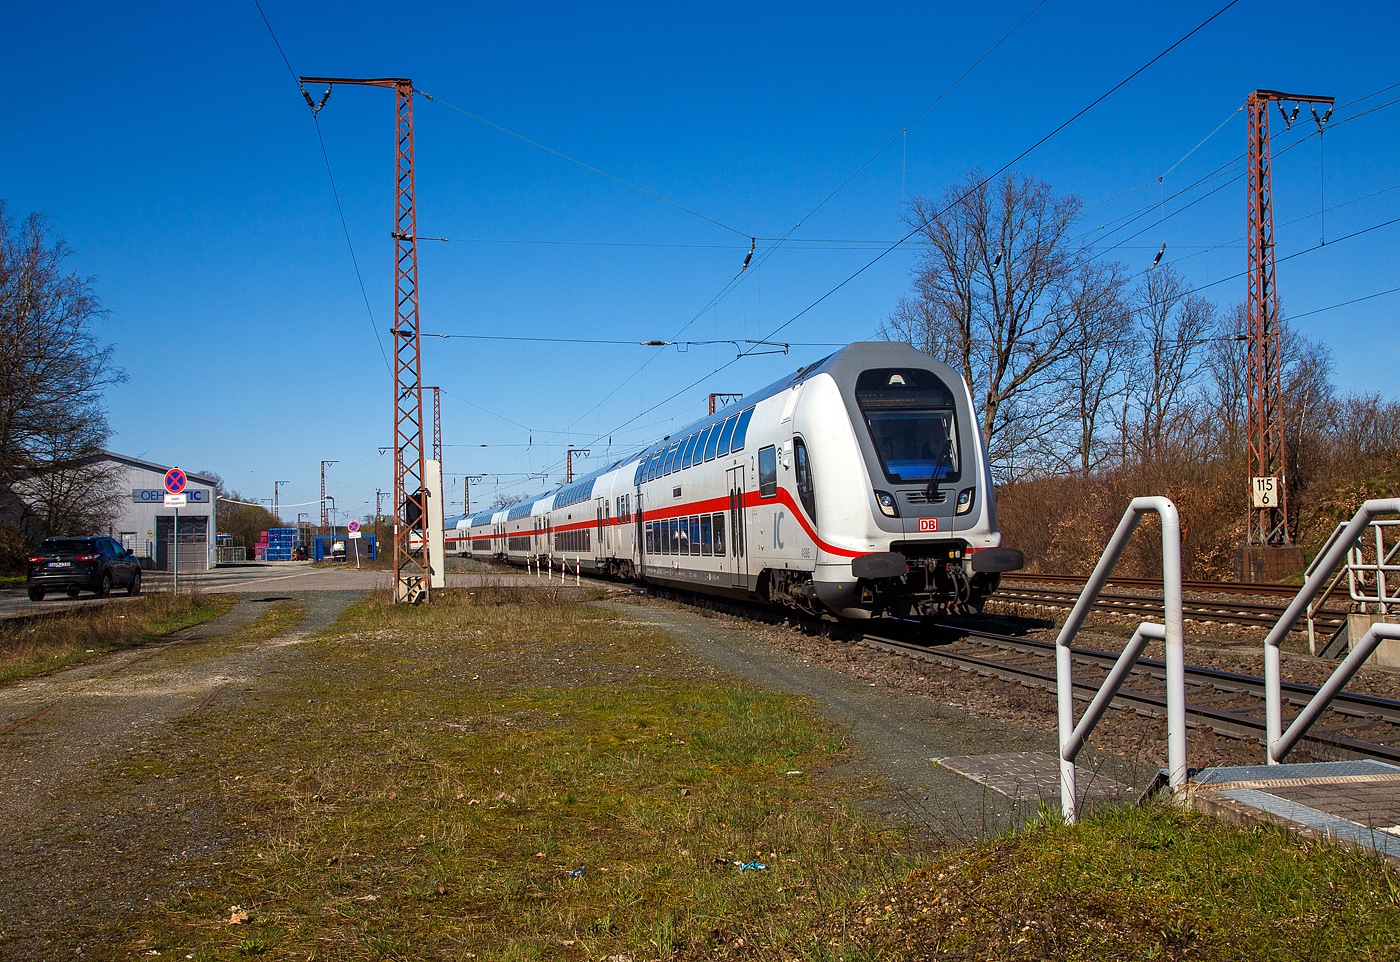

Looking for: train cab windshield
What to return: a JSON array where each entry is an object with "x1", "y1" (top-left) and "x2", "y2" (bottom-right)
[{"x1": 855, "y1": 368, "x2": 960, "y2": 486}]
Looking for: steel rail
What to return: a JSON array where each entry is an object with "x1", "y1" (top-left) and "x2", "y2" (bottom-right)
[
  {"x1": 996, "y1": 584, "x2": 1347, "y2": 630},
  {"x1": 1002, "y1": 571, "x2": 1307, "y2": 598}
]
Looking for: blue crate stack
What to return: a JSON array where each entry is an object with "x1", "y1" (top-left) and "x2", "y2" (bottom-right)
[{"x1": 266, "y1": 527, "x2": 295, "y2": 562}]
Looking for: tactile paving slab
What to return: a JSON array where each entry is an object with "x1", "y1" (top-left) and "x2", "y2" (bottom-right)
[
  {"x1": 937, "y1": 751, "x2": 1134, "y2": 803},
  {"x1": 1189, "y1": 759, "x2": 1400, "y2": 861}
]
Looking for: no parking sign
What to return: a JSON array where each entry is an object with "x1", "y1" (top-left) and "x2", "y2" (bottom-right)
[{"x1": 164, "y1": 468, "x2": 187, "y2": 507}]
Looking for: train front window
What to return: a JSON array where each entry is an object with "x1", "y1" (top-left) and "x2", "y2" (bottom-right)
[{"x1": 855, "y1": 368, "x2": 961, "y2": 486}]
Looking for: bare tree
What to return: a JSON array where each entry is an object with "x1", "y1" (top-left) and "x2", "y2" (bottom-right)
[
  {"x1": 881, "y1": 171, "x2": 1127, "y2": 472},
  {"x1": 1123, "y1": 265, "x2": 1214, "y2": 464},
  {"x1": 0, "y1": 203, "x2": 125, "y2": 551},
  {"x1": 489, "y1": 491, "x2": 527, "y2": 510},
  {"x1": 1054, "y1": 262, "x2": 1134, "y2": 475}
]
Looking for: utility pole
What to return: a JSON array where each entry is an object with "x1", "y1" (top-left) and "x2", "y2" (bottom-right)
[
  {"x1": 1243, "y1": 89, "x2": 1332, "y2": 551},
  {"x1": 274, "y1": 480, "x2": 289, "y2": 521},
  {"x1": 464, "y1": 474, "x2": 484, "y2": 514},
  {"x1": 375, "y1": 488, "x2": 384, "y2": 560},
  {"x1": 300, "y1": 75, "x2": 430, "y2": 605},
  {"x1": 320, "y1": 460, "x2": 338, "y2": 532},
  {"x1": 708, "y1": 393, "x2": 743, "y2": 416},
  {"x1": 566, "y1": 448, "x2": 590, "y2": 484}
]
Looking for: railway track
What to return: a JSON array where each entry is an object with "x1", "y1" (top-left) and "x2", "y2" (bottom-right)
[
  {"x1": 994, "y1": 582, "x2": 1348, "y2": 632},
  {"x1": 875, "y1": 626, "x2": 1400, "y2": 767}
]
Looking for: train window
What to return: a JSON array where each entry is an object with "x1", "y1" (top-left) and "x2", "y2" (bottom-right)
[
  {"x1": 670, "y1": 518, "x2": 681, "y2": 554},
  {"x1": 793, "y1": 437, "x2": 817, "y2": 523},
  {"x1": 715, "y1": 415, "x2": 737, "y2": 458},
  {"x1": 634, "y1": 460, "x2": 645, "y2": 485},
  {"x1": 758, "y1": 445, "x2": 778, "y2": 498},
  {"x1": 661, "y1": 443, "x2": 677, "y2": 476},
  {"x1": 704, "y1": 423, "x2": 722, "y2": 461},
  {"x1": 645, "y1": 522, "x2": 654, "y2": 554},
  {"x1": 643, "y1": 452, "x2": 657, "y2": 482},
  {"x1": 694, "y1": 426, "x2": 713, "y2": 464},
  {"x1": 678, "y1": 433, "x2": 694, "y2": 470},
  {"x1": 658, "y1": 519, "x2": 669, "y2": 555},
  {"x1": 730, "y1": 408, "x2": 753, "y2": 452},
  {"x1": 669, "y1": 440, "x2": 684, "y2": 473},
  {"x1": 689, "y1": 516, "x2": 701, "y2": 555},
  {"x1": 700, "y1": 514, "x2": 712, "y2": 555},
  {"x1": 855, "y1": 368, "x2": 961, "y2": 486},
  {"x1": 712, "y1": 512, "x2": 726, "y2": 556}
]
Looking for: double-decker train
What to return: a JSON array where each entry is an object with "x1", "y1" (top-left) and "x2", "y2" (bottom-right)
[{"x1": 447, "y1": 341, "x2": 1022, "y2": 618}]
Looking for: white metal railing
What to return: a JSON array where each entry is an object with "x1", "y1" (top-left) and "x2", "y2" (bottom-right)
[
  {"x1": 1306, "y1": 519, "x2": 1400, "y2": 653},
  {"x1": 1264, "y1": 498, "x2": 1400, "y2": 763},
  {"x1": 1057, "y1": 496, "x2": 1184, "y2": 824},
  {"x1": 213, "y1": 546, "x2": 247, "y2": 564}
]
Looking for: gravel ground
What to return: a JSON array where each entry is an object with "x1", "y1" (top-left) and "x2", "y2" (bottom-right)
[{"x1": 0, "y1": 590, "x2": 364, "y2": 961}]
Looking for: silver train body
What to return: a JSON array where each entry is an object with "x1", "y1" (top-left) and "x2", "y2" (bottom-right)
[{"x1": 446, "y1": 342, "x2": 1022, "y2": 618}]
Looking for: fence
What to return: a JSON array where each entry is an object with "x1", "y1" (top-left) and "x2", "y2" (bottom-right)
[{"x1": 1305, "y1": 519, "x2": 1400, "y2": 654}]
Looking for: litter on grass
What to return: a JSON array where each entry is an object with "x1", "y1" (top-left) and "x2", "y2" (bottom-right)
[{"x1": 737, "y1": 861, "x2": 767, "y2": 871}]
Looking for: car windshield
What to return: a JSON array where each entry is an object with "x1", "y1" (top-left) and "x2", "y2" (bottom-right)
[
  {"x1": 40, "y1": 539, "x2": 96, "y2": 554},
  {"x1": 855, "y1": 368, "x2": 961, "y2": 485}
]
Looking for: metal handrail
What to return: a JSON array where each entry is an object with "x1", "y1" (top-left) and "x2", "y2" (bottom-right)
[
  {"x1": 1305, "y1": 519, "x2": 1400, "y2": 654},
  {"x1": 1057, "y1": 496, "x2": 1183, "y2": 824},
  {"x1": 1348, "y1": 519, "x2": 1400, "y2": 612},
  {"x1": 1304, "y1": 521, "x2": 1348, "y2": 651},
  {"x1": 1264, "y1": 498, "x2": 1400, "y2": 763}
]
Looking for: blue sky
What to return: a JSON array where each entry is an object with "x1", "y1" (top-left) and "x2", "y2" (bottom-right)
[{"x1": 3, "y1": 1, "x2": 1396, "y2": 522}]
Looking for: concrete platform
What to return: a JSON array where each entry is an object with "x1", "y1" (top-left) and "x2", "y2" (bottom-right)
[
  {"x1": 1188, "y1": 759, "x2": 1400, "y2": 863},
  {"x1": 938, "y1": 751, "x2": 1135, "y2": 805}
]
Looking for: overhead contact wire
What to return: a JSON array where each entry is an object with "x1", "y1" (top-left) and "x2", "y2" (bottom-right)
[{"x1": 252, "y1": 0, "x2": 391, "y2": 373}]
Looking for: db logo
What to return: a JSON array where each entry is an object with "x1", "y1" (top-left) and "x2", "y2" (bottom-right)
[{"x1": 918, "y1": 518, "x2": 938, "y2": 532}]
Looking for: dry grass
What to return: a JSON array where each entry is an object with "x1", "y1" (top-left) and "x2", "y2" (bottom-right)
[
  {"x1": 839, "y1": 803, "x2": 1400, "y2": 961},
  {"x1": 0, "y1": 591, "x2": 230, "y2": 683}
]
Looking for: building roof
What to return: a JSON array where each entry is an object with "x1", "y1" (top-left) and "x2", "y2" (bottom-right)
[{"x1": 96, "y1": 450, "x2": 219, "y2": 485}]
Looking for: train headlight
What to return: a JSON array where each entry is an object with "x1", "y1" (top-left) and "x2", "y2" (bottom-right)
[
  {"x1": 955, "y1": 487, "x2": 975, "y2": 515},
  {"x1": 874, "y1": 490, "x2": 899, "y2": 518}
]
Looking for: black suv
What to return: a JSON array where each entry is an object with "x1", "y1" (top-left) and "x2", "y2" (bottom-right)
[{"x1": 27, "y1": 537, "x2": 142, "y2": 601}]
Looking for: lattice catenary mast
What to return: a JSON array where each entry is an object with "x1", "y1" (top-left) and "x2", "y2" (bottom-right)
[
  {"x1": 1244, "y1": 89, "x2": 1332, "y2": 547},
  {"x1": 300, "y1": 76, "x2": 431, "y2": 603}
]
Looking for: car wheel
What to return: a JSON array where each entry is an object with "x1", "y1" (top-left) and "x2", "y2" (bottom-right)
[
  {"x1": 98, "y1": 573, "x2": 112, "y2": 598},
  {"x1": 127, "y1": 571, "x2": 141, "y2": 597},
  {"x1": 27, "y1": 586, "x2": 44, "y2": 602},
  {"x1": 66, "y1": 588, "x2": 80, "y2": 599}
]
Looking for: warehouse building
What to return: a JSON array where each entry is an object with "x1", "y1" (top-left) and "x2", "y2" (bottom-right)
[{"x1": 11, "y1": 450, "x2": 219, "y2": 571}]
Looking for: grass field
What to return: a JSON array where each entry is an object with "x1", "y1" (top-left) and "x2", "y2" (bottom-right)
[{"x1": 71, "y1": 586, "x2": 1400, "y2": 960}]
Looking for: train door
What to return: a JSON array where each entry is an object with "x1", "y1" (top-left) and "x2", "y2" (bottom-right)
[
  {"x1": 726, "y1": 465, "x2": 748, "y2": 590},
  {"x1": 596, "y1": 499, "x2": 606, "y2": 556},
  {"x1": 634, "y1": 491, "x2": 645, "y2": 572}
]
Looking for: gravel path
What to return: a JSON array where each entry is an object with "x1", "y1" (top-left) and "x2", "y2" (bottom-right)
[{"x1": 0, "y1": 590, "x2": 364, "y2": 961}]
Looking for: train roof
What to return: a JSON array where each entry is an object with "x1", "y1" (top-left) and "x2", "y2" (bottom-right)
[{"x1": 458, "y1": 342, "x2": 945, "y2": 517}]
